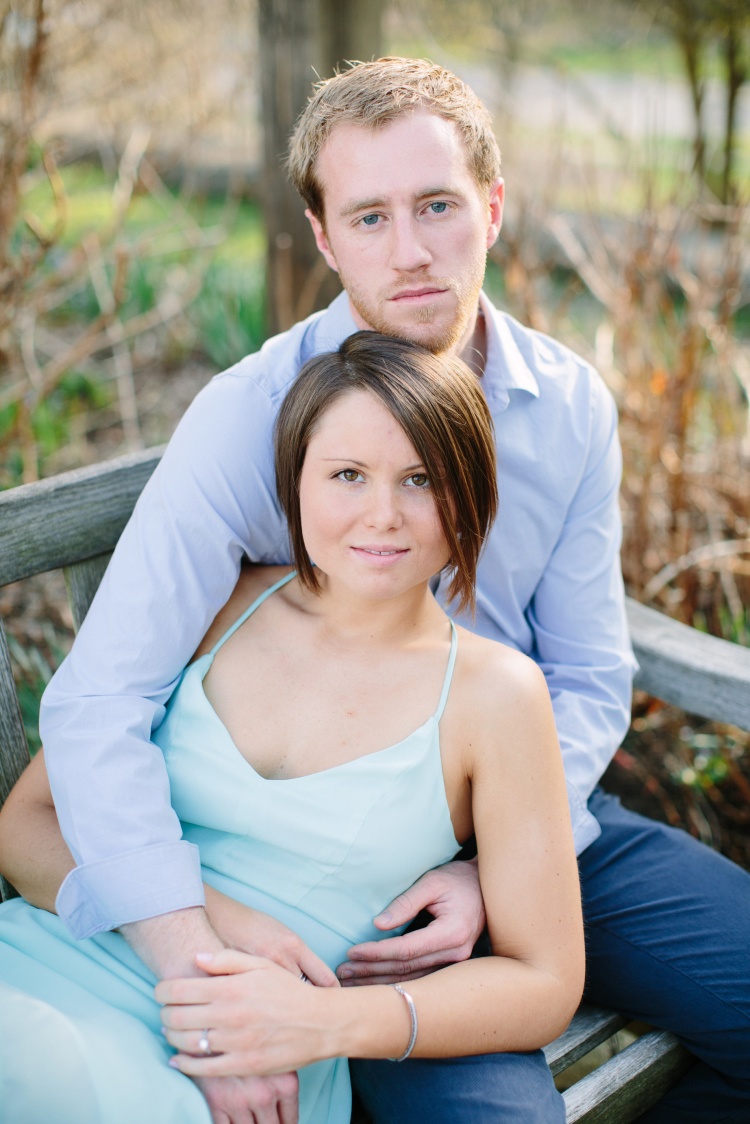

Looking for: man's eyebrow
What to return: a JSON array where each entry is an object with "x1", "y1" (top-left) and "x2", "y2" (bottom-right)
[
  {"x1": 339, "y1": 187, "x2": 464, "y2": 218},
  {"x1": 339, "y1": 198, "x2": 385, "y2": 218}
]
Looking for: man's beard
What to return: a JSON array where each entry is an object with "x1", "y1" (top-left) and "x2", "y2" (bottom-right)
[{"x1": 340, "y1": 264, "x2": 485, "y2": 355}]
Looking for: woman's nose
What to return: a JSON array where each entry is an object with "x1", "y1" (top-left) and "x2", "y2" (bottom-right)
[{"x1": 364, "y1": 485, "x2": 402, "y2": 529}]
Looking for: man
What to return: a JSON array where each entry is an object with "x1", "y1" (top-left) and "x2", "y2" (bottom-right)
[{"x1": 31, "y1": 58, "x2": 750, "y2": 1122}]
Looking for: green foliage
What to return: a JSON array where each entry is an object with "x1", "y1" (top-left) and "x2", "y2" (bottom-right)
[
  {"x1": 192, "y1": 263, "x2": 266, "y2": 370},
  {"x1": 675, "y1": 726, "x2": 746, "y2": 792}
]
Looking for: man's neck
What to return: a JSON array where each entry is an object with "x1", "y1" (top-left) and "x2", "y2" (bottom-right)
[{"x1": 456, "y1": 304, "x2": 487, "y2": 378}]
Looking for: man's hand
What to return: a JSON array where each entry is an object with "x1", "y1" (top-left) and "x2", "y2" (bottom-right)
[
  {"x1": 205, "y1": 887, "x2": 338, "y2": 989},
  {"x1": 194, "y1": 1073, "x2": 299, "y2": 1124},
  {"x1": 336, "y1": 860, "x2": 485, "y2": 985}
]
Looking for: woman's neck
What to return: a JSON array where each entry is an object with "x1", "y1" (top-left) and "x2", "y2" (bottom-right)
[{"x1": 295, "y1": 574, "x2": 447, "y2": 651}]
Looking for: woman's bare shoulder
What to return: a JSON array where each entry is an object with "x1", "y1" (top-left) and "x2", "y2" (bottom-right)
[
  {"x1": 192, "y1": 564, "x2": 294, "y2": 660},
  {"x1": 452, "y1": 627, "x2": 548, "y2": 727}
]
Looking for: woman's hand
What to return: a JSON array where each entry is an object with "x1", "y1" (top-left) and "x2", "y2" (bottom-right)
[
  {"x1": 157, "y1": 950, "x2": 339, "y2": 1077},
  {"x1": 204, "y1": 888, "x2": 338, "y2": 989}
]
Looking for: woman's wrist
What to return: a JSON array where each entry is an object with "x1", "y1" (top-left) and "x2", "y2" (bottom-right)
[{"x1": 321, "y1": 981, "x2": 415, "y2": 1061}]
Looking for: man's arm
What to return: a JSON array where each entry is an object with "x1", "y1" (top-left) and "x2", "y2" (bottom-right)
[
  {"x1": 527, "y1": 375, "x2": 635, "y2": 852},
  {"x1": 41, "y1": 371, "x2": 287, "y2": 939}
]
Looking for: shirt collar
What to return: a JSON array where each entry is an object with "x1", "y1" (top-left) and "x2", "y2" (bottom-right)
[
  {"x1": 306, "y1": 291, "x2": 359, "y2": 356},
  {"x1": 479, "y1": 291, "x2": 540, "y2": 411},
  {"x1": 308, "y1": 290, "x2": 540, "y2": 412}
]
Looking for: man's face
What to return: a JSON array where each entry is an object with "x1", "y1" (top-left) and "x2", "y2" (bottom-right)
[{"x1": 306, "y1": 110, "x2": 503, "y2": 355}]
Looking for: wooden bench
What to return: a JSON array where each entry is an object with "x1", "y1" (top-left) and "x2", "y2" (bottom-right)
[{"x1": 2, "y1": 448, "x2": 750, "y2": 1122}]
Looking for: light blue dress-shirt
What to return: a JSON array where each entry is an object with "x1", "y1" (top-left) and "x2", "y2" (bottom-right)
[{"x1": 41, "y1": 291, "x2": 636, "y2": 939}]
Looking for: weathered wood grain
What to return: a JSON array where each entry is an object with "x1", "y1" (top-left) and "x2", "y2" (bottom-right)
[
  {"x1": 0, "y1": 448, "x2": 162, "y2": 586},
  {"x1": 0, "y1": 620, "x2": 29, "y2": 902},
  {"x1": 563, "y1": 1029, "x2": 691, "y2": 1122},
  {"x1": 628, "y1": 599, "x2": 750, "y2": 731},
  {"x1": 64, "y1": 555, "x2": 113, "y2": 632},
  {"x1": 545, "y1": 1005, "x2": 627, "y2": 1076}
]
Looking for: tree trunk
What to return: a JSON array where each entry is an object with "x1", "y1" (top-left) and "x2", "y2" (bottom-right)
[
  {"x1": 722, "y1": 25, "x2": 747, "y2": 205},
  {"x1": 258, "y1": 0, "x2": 383, "y2": 337},
  {"x1": 677, "y1": 28, "x2": 706, "y2": 182}
]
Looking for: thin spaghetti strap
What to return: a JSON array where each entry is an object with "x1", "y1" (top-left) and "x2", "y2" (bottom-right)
[
  {"x1": 209, "y1": 570, "x2": 296, "y2": 657},
  {"x1": 435, "y1": 620, "x2": 458, "y2": 721}
]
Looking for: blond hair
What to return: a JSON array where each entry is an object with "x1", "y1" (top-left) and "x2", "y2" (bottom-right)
[{"x1": 288, "y1": 57, "x2": 501, "y2": 220}]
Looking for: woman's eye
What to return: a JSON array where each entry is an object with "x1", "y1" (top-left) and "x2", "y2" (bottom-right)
[
  {"x1": 337, "y1": 469, "x2": 363, "y2": 482},
  {"x1": 406, "y1": 473, "x2": 429, "y2": 488}
]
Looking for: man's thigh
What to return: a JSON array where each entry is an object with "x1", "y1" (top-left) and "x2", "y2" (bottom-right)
[
  {"x1": 350, "y1": 1050, "x2": 564, "y2": 1124},
  {"x1": 580, "y1": 788, "x2": 750, "y2": 1109}
]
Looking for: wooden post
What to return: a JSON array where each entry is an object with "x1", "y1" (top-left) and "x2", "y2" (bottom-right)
[{"x1": 258, "y1": 0, "x2": 383, "y2": 337}]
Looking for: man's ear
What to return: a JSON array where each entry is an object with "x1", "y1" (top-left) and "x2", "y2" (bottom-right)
[
  {"x1": 486, "y1": 178, "x2": 504, "y2": 251},
  {"x1": 305, "y1": 209, "x2": 339, "y2": 274}
]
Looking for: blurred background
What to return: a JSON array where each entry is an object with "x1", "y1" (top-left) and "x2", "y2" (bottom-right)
[{"x1": 1, "y1": 0, "x2": 749, "y2": 868}]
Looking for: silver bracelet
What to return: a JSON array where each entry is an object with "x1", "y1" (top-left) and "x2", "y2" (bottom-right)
[{"x1": 389, "y1": 984, "x2": 418, "y2": 1062}]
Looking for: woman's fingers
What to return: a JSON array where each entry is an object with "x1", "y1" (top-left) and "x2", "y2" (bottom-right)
[
  {"x1": 296, "y1": 946, "x2": 339, "y2": 988},
  {"x1": 164, "y1": 1026, "x2": 223, "y2": 1057}
]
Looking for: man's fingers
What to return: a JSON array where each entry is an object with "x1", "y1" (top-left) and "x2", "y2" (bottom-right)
[
  {"x1": 337, "y1": 946, "x2": 464, "y2": 983},
  {"x1": 347, "y1": 918, "x2": 471, "y2": 963},
  {"x1": 373, "y1": 887, "x2": 429, "y2": 930}
]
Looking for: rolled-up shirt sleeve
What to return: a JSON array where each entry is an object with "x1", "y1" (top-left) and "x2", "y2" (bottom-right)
[{"x1": 41, "y1": 370, "x2": 288, "y2": 937}]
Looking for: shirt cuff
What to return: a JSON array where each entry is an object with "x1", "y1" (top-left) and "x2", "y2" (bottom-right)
[
  {"x1": 568, "y1": 786, "x2": 602, "y2": 856},
  {"x1": 56, "y1": 841, "x2": 205, "y2": 939}
]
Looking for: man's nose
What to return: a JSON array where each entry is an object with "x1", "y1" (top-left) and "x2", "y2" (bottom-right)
[{"x1": 390, "y1": 215, "x2": 431, "y2": 273}]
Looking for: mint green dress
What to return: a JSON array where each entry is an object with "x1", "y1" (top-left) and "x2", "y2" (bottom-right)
[{"x1": 0, "y1": 573, "x2": 460, "y2": 1123}]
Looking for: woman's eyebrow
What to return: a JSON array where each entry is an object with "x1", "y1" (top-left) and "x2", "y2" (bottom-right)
[{"x1": 320, "y1": 457, "x2": 426, "y2": 473}]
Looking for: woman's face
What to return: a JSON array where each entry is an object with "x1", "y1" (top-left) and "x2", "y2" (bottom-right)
[{"x1": 298, "y1": 389, "x2": 451, "y2": 600}]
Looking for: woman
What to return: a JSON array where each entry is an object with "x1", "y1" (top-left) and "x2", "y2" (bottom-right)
[{"x1": 0, "y1": 332, "x2": 583, "y2": 1123}]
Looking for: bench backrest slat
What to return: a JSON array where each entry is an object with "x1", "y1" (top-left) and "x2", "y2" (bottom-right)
[
  {"x1": 64, "y1": 555, "x2": 114, "y2": 633},
  {"x1": 0, "y1": 449, "x2": 162, "y2": 586},
  {"x1": 0, "y1": 619, "x2": 30, "y2": 901},
  {"x1": 628, "y1": 600, "x2": 750, "y2": 730},
  {"x1": 0, "y1": 620, "x2": 30, "y2": 807}
]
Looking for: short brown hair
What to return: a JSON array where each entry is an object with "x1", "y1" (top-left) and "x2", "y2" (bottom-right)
[
  {"x1": 274, "y1": 331, "x2": 498, "y2": 614},
  {"x1": 288, "y1": 57, "x2": 501, "y2": 220}
]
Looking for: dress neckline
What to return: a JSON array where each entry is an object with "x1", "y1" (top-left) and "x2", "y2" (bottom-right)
[{"x1": 189, "y1": 570, "x2": 459, "y2": 783}]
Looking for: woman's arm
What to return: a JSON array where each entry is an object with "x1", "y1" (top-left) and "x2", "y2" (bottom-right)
[
  {"x1": 158, "y1": 646, "x2": 585, "y2": 1074},
  {"x1": 0, "y1": 754, "x2": 336, "y2": 986},
  {"x1": 0, "y1": 752, "x2": 73, "y2": 910}
]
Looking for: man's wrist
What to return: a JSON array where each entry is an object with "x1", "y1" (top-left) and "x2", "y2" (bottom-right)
[{"x1": 120, "y1": 905, "x2": 224, "y2": 979}]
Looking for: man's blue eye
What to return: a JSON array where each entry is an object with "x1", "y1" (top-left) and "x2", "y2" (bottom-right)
[
  {"x1": 362, "y1": 214, "x2": 379, "y2": 226},
  {"x1": 430, "y1": 202, "x2": 447, "y2": 214}
]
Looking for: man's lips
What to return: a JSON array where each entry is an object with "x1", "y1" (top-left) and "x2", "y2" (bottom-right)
[{"x1": 388, "y1": 286, "x2": 449, "y2": 302}]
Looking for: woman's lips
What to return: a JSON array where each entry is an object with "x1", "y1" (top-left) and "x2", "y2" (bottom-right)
[{"x1": 351, "y1": 546, "x2": 409, "y2": 563}]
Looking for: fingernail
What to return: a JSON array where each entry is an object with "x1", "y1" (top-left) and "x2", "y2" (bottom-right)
[
  {"x1": 160, "y1": 1026, "x2": 167, "y2": 1037},
  {"x1": 376, "y1": 910, "x2": 392, "y2": 924},
  {"x1": 168, "y1": 1058, "x2": 179, "y2": 1068},
  {"x1": 195, "y1": 951, "x2": 214, "y2": 964},
  {"x1": 339, "y1": 968, "x2": 353, "y2": 979}
]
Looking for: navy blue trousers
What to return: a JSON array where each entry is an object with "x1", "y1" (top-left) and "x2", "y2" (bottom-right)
[{"x1": 351, "y1": 789, "x2": 750, "y2": 1123}]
